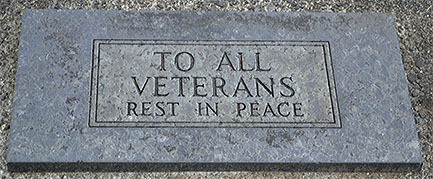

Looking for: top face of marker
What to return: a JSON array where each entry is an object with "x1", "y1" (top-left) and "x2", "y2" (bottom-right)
[{"x1": 7, "y1": 10, "x2": 421, "y2": 170}]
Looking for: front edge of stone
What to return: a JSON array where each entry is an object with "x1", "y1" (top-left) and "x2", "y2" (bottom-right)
[{"x1": 7, "y1": 162, "x2": 422, "y2": 172}]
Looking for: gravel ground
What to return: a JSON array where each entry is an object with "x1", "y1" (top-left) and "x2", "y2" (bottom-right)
[{"x1": 0, "y1": 0, "x2": 432, "y2": 178}]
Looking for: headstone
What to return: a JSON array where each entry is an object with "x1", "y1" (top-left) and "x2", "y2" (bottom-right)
[{"x1": 7, "y1": 10, "x2": 422, "y2": 172}]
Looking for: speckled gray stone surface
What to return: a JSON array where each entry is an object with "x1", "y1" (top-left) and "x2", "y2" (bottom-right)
[{"x1": 7, "y1": 10, "x2": 422, "y2": 172}]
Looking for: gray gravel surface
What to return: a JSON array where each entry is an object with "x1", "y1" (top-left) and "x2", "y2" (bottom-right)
[{"x1": 1, "y1": 0, "x2": 432, "y2": 178}]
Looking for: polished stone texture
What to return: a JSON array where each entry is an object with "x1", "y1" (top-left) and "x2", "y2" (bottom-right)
[{"x1": 7, "y1": 10, "x2": 422, "y2": 172}]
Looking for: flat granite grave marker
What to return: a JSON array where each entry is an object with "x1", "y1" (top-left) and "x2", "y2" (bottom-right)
[{"x1": 7, "y1": 10, "x2": 422, "y2": 172}]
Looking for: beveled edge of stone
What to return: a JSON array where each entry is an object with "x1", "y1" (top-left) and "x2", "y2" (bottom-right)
[{"x1": 7, "y1": 162, "x2": 422, "y2": 172}]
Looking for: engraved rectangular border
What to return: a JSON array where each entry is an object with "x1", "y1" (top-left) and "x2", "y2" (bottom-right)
[{"x1": 89, "y1": 39, "x2": 341, "y2": 128}]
